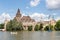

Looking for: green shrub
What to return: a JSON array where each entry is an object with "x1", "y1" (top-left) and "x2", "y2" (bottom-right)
[
  {"x1": 6, "y1": 20, "x2": 23, "y2": 31},
  {"x1": 28, "y1": 25, "x2": 32, "y2": 31},
  {"x1": 49, "y1": 25, "x2": 53, "y2": 31},
  {"x1": 6, "y1": 21, "x2": 13, "y2": 31},
  {"x1": 44, "y1": 24, "x2": 53, "y2": 31},
  {"x1": 12, "y1": 26, "x2": 23, "y2": 31},
  {"x1": 54, "y1": 20, "x2": 60, "y2": 31},
  {"x1": 0, "y1": 24, "x2": 4, "y2": 29},
  {"x1": 44, "y1": 26, "x2": 49, "y2": 31},
  {"x1": 39, "y1": 23, "x2": 43, "y2": 30},
  {"x1": 34, "y1": 25, "x2": 39, "y2": 31}
]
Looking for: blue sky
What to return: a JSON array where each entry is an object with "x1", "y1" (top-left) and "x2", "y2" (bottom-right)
[{"x1": 0, "y1": 0, "x2": 60, "y2": 23}]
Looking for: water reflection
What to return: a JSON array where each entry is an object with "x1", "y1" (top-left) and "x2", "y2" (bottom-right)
[{"x1": 0, "y1": 31, "x2": 60, "y2": 40}]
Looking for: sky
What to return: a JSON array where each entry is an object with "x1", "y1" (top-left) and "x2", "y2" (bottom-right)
[{"x1": 0, "y1": 0, "x2": 60, "y2": 23}]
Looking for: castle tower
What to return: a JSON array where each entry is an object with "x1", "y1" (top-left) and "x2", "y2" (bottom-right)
[
  {"x1": 16, "y1": 8, "x2": 21, "y2": 17},
  {"x1": 14, "y1": 8, "x2": 22, "y2": 22}
]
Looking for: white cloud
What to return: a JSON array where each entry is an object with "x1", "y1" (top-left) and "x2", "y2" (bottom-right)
[
  {"x1": 19, "y1": 12, "x2": 57, "y2": 22},
  {"x1": 22, "y1": 13, "x2": 27, "y2": 17},
  {"x1": 30, "y1": 0, "x2": 40, "y2": 7},
  {"x1": 29, "y1": 13, "x2": 49, "y2": 22},
  {"x1": 0, "y1": 13, "x2": 11, "y2": 24},
  {"x1": 46, "y1": 0, "x2": 60, "y2": 9}
]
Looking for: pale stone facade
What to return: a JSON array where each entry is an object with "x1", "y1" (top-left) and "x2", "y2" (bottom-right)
[
  {"x1": 4, "y1": 9, "x2": 56, "y2": 31},
  {"x1": 14, "y1": 9, "x2": 56, "y2": 30},
  {"x1": 4, "y1": 19, "x2": 10, "y2": 31},
  {"x1": 14, "y1": 9, "x2": 36, "y2": 30}
]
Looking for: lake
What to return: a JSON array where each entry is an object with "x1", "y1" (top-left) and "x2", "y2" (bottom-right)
[{"x1": 0, "y1": 31, "x2": 60, "y2": 40}]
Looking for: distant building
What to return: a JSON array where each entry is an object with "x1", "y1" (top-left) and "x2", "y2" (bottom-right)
[
  {"x1": 14, "y1": 9, "x2": 36, "y2": 30},
  {"x1": 14, "y1": 9, "x2": 56, "y2": 30},
  {"x1": 4, "y1": 9, "x2": 56, "y2": 31}
]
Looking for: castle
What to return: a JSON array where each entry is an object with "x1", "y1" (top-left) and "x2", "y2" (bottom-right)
[
  {"x1": 4, "y1": 9, "x2": 56, "y2": 31},
  {"x1": 14, "y1": 9, "x2": 56, "y2": 31},
  {"x1": 14, "y1": 9, "x2": 36, "y2": 30}
]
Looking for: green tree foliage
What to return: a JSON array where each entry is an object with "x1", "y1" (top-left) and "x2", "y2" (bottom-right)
[
  {"x1": 44, "y1": 24, "x2": 53, "y2": 31},
  {"x1": 0, "y1": 24, "x2": 4, "y2": 29},
  {"x1": 49, "y1": 24, "x2": 53, "y2": 31},
  {"x1": 6, "y1": 19, "x2": 23, "y2": 31},
  {"x1": 12, "y1": 19, "x2": 23, "y2": 31},
  {"x1": 54, "y1": 20, "x2": 60, "y2": 31},
  {"x1": 44, "y1": 26, "x2": 49, "y2": 31},
  {"x1": 34, "y1": 24, "x2": 40, "y2": 31},
  {"x1": 28, "y1": 25, "x2": 32, "y2": 31},
  {"x1": 39, "y1": 23, "x2": 43, "y2": 30},
  {"x1": 6, "y1": 20, "x2": 13, "y2": 31}
]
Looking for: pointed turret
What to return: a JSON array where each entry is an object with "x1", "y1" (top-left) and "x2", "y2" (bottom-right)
[
  {"x1": 14, "y1": 8, "x2": 22, "y2": 22},
  {"x1": 16, "y1": 8, "x2": 21, "y2": 17}
]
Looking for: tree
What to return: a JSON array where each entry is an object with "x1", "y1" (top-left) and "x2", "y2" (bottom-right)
[
  {"x1": 0, "y1": 23, "x2": 4, "y2": 29},
  {"x1": 6, "y1": 20, "x2": 13, "y2": 31},
  {"x1": 6, "y1": 19, "x2": 23, "y2": 31},
  {"x1": 54, "y1": 20, "x2": 60, "y2": 31},
  {"x1": 12, "y1": 19, "x2": 23, "y2": 31},
  {"x1": 39, "y1": 23, "x2": 43, "y2": 30},
  {"x1": 44, "y1": 26, "x2": 49, "y2": 31},
  {"x1": 34, "y1": 24, "x2": 39, "y2": 31},
  {"x1": 28, "y1": 25, "x2": 32, "y2": 31},
  {"x1": 44, "y1": 24, "x2": 53, "y2": 31},
  {"x1": 49, "y1": 24, "x2": 53, "y2": 31}
]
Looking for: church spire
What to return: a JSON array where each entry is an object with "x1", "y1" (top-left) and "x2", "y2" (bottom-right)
[{"x1": 16, "y1": 8, "x2": 21, "y2": 17}]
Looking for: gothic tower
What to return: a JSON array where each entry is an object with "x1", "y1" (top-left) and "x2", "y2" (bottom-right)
[
  {"x1": 14, "y1": 8, "x2": 22, "y2": 22},
  {"x1": 16, "y1": 8, "x2": 21, "y2": 17}
]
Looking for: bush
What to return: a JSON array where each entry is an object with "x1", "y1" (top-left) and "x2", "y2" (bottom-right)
[
  {"x1": 6, "y1": 21, "x2": 13, "y2": 31},
  {"x1": 6, "y1": 20, "x2": 23, "y2": 31},
  {"x1": 39, "y1": 23, "x2": 43, "y2": 30},
  {"x1": 0, "y1": 24, "x2": 4, "y2": 29},
  {"x1": 28, "y1": 25, "x2": 32, "y2": 31},
  {"x1": 54, "y1": 20, "x2": 60, "y2": 31},
  {"x1": 12, "y1": 26, "x2": 23, "y2": 31},
  {"x1": 44, "y1": 24, "x2": 53, "y2": 31},
  {"x1": 49, "y1": 25, "x2": 53, "y2": 31},
  {"x1": 34, "y1": 25, "x2": 39, "y2": 31},
  {"x1": 44, "y1": 26, "x2": 49, "y2": 31}
]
